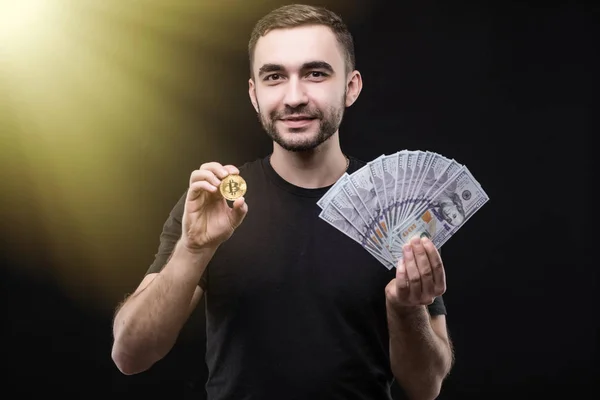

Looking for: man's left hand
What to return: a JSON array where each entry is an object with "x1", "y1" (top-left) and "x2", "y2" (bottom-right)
[{"x1": 385, "y1": 235, "x2": 446, "y2": 313}]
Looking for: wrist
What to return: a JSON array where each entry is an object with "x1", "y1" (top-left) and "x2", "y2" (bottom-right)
[
  {"x1": 178, "y1": 238, "x2": 219, "y2": 256},
  {"x1": 173, "y1": 240, "x2": 218, "y2": 268},
  {"x1": 386, "y1": 298, "x2": 427, "y2": 318},
  {"x1": 159, "y1": 240, "x2": 217, "y2": 283}
]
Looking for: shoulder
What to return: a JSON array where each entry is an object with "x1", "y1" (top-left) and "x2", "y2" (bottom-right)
[
  {"x1": 237, "y1": 156, "x2": 265, "y2": 172},
  {"x1": 233, "y1": 157, "x2": 267, "y2": 184}
]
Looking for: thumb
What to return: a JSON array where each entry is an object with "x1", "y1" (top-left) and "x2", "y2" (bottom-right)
[{"x1": 228, "y1": 197, "x2": 248, "y2": 228}]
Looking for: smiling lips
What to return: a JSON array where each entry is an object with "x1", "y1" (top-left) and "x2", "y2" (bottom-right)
[{"x1": 280, "y1": 115, "x2": 316, "y2": 128}]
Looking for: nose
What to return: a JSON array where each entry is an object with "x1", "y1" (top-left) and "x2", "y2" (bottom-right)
[{"x1": 283, "y1": 77, "x2": 308, "y2": 108}]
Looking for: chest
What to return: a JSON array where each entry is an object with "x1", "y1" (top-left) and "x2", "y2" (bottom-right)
[{"x1": 205, "y1": 191, "x2": 394, "y2": 312}]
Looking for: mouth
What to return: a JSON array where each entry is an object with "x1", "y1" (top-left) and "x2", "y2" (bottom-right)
[{"x1": 279, "y1": 116, "x2": 317, "y2": 128}]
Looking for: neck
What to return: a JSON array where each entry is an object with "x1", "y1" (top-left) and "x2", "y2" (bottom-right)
[{"x1": 269, "y1": 133, "x2": 348, "y2": 189}]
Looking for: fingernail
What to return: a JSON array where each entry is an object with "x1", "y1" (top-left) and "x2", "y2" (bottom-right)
[{"x1": 403, "y1": 244, "x2": 412, "y2": 253}]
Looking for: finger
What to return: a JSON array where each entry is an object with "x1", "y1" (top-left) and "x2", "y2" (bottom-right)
[
  {"x1": 385, "y1": 279, "x2": 399, "y2": 301},
  {"x1": 395, "y1": 258, "x2": 410, "y2": 301},
  {"x1": 229, "y1": 196, "x2": 249, "y2": 228},
  {"x1": 188, "y1": 181, "x2": 218, "y2": 201},
  {"x1": 403, "y1": 243, "x2": 422, "y2": 301},
  {"x1": 422, "y1": 236, "x2": 446, "y2": 296},
  {"x1": 190, "y1": 169, "x2": 221, "y2": 187},
  {"x1": 223, "y1": 165, "x2": 240, "y2": 176},
  {"x1": 200, "y1": 162, "x2": 229, "y2": 179},
  {"x1": 411, "y1": 236, "x2": 435, "y2": 301}
]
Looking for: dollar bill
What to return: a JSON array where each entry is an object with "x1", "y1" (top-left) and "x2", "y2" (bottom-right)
[
  {"x1": 317, "y1": 173, "x2": 349, "y2": 209},
  {"x1": 340, "y1": 178, "x2": 388, "y2": 246},
  {"x1": 389, "y1": 166, "x2": 489, "y2": 259},
  {"x1": 368, "y1": 155, "x2": 392, "y2": 234},
  {"x1": 391, "y1": 151, "x2": 408, "y2": 230},
  {"x1": 399, "y1": 157, "x2": 463, "y2": 235},
  {"x1": 331, "y1": 187, "x2": 389, "y2": 253},
  {"x1": 318, "y1": 149, "x2": 489, "y2": 270},
  {"x1": 381, "y1": 153, "x2": 399, "y2": 238},
  {"x1": 348, "y1": 161, "x2": 388, "y2": 238}
]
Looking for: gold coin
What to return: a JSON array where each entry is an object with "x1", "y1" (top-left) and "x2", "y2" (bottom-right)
[{"x1": 219, "y1": 174, "x2": 247, "y2": 201}]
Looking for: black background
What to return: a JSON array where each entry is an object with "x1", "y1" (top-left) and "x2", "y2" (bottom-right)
[{"x1": 1, "y1": 1, "x2": 596, "y2": 399}]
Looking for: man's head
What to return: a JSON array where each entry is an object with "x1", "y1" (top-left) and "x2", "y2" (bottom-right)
[{"x1": 247, "y1": 4, "x2": 362, "y2": 152}]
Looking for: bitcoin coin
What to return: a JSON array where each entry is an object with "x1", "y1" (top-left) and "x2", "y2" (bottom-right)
[{"x1": 219, "y1": 174, "x2": 247, "y2": 201}]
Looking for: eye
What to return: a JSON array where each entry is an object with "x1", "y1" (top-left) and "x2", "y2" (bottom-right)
[
  {"x1": 309, "y1": 71, "x2": 327, "y2": 78},
  {"x1": 264, "y1": 73, "x2": 282, "y2": 81}
]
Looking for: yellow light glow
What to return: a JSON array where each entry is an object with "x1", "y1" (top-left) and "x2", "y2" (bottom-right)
[
  {"x1": 0, "y1": 0, "x2": 47, "y2": 45},
  {"x1": 0, "y1": 0, "x2": 368, "y2": 310}
]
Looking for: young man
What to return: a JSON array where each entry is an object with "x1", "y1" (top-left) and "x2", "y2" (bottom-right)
[{"x1": 111, "y1": 4, "x2": 454, "y2": 400}]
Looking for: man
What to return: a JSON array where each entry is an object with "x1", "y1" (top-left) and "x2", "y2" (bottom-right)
[{"x1": 111, "y1": 4, "x2": 454, "y2": 400}]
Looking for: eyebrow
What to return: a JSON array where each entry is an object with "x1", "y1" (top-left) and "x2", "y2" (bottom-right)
[{"x1": 258, "y1": 61, "x2": 335, "y2": 77}]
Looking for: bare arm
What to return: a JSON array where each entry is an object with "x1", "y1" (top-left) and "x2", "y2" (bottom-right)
[
  {"x1": 387, "y1": 305, "x2": 453, "y2": 400},
  {"x1": 385, "y1": 236, "x2": 454, "y2": 399},
  {"x1": 111, "y1": 241, "x2": 216, "y2": 375},
  {"x1": 111, "y1": 162, "x2": 247, "y2": 375}
]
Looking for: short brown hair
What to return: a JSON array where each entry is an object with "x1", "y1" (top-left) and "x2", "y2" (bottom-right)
[{"x1": 248, "y1": 4, "x2": 355, "y2": 77}]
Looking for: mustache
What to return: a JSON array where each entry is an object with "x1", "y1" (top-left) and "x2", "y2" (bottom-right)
[{"x1": 270, "y1": 106, "x2": 323, "y2": 120}]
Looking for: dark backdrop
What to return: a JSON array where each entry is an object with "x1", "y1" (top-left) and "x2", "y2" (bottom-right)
[{"x1": 1, "y1": 1, "x2": 595, "y2": 399}]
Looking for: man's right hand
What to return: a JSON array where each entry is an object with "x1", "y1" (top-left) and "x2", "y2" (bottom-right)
[{"x1": 181, "y1": 162, "x2": 249, "y2": 252}]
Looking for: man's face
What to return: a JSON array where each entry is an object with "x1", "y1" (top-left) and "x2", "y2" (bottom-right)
[{"x1": 249, "y1": 25, "x2": 354, "y2": 152}]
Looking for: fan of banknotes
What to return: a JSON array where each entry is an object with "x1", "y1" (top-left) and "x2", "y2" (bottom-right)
[{"x1": 317, "y1": 150, "x2": 490, "y2": 270}]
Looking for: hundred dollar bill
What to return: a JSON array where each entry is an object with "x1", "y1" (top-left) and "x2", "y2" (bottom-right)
[
  {"x1": 382, "y1": 153, "x2": 399, "y2": 239},
  {"x1": 349, "y1": 162, "x2": 388, "y2": 242},
  {"x1": 402, "y1": 157, "x2": 463, "y2": 227},
  {"x1": 393, "y1": 151, "x2": 413, "y2": 227},
  {"x1": 392, "y1": 151, "x2": 408, "y2": 229},
  {"x1": 407, "y1": 151, "x2": 433, "y2": 218},
  {"x1": 317, "y1": 173, "x2": 350, "y2": 209},
  {"x1": 331, "y1": 188, "x2": 389, "y2": 252},
  {"x1": 340, "y1": 179, "x2": 387, "y2": 244},
  {"x1": 389, "y1": 163, "x2": 467, "y2": 254},
  {"x1": 319, "y1": 201, "x2": 396, "y2": 270},
  {"x1": 405, "y1": 151, "x2": 428, "y2": 214},
  {"x1": 368, "y1": 155, "x2": 391, "y2": 232},
  {"x1": 409, "y1": 152, "x2": 450, "y2": 215},
  {"x1": 389, "y1": 166, "x2": 489, "y2": 259},
  {"x1": 397, "y1": 151, "x2": 419, "y2": 225}
]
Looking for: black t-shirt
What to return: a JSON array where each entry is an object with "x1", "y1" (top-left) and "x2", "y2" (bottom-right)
[{"x1": 146, "y1": 155, "x2": 447, "y2": 400}]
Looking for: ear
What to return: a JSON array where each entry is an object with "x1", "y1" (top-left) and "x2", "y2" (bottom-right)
[
  {"x1": 248, "y1": 78, "x2": 259, "y2": 112},
  {"x1": 345, "y1": 70, "x2": 363, "y2": 107}
]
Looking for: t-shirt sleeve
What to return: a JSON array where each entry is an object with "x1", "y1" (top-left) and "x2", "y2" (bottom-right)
[
  {"x1": 145, "y1": 191, "x2": 209, "y2": 291},
  {"x1": 426, "y1": 247, "x2": 446, "y2": 316},
  {"x1": 427, "y1": 295, "x2": 447, "y2": 316}
]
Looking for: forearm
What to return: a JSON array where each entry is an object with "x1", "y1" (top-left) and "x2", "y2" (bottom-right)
[
  {"x1": 387, "y1": 302, "x2": 453, "y2": 400},
  {"x1": 112, "y1": 240, "x2": 215, "y2": 374}
]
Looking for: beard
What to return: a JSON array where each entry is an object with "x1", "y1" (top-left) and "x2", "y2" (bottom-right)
[{"x1": 257, "y1": 93, "x2": 346, "y2": 152}]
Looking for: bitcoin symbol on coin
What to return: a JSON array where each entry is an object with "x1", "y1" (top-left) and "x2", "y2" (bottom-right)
[{"x1": 219, "y1": 174, "x2": 247, "y2": 201}]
